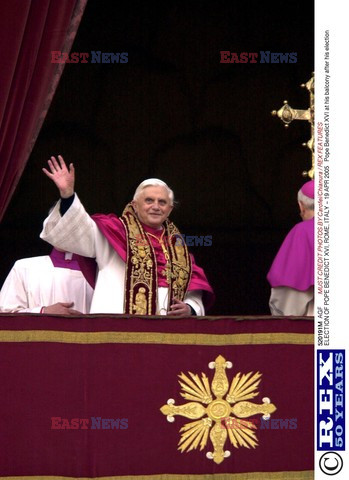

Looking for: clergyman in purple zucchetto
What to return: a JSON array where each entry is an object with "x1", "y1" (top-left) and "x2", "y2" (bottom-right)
[{"x1": 267, "y1": 179, "x2": 314, "y2": 316}]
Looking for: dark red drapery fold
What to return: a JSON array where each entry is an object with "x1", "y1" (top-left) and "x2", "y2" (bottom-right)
[{"x1": 0, "y1": 0, "x2": 87, "y2": 222}]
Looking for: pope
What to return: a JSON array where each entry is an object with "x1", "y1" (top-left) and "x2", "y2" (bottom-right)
[{"x1": 41, "y1": 155, "x2": 214, "y2": 316}]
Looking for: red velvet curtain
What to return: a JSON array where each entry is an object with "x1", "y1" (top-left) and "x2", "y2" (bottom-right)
[{"x1": 0, "y1": 0, "x2": 87, "y2": 222}]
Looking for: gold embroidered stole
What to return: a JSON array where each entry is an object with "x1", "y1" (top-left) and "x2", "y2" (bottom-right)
[{"x1": 120, "y1": 204, "x2": 192, "y2": 315}]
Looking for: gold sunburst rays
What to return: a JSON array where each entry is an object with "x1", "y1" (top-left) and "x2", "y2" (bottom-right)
[
  {"x1": 178, "y1": 371, "x2": 212, "y2": 404},
  {"x1": 226, "y1": 371, "x2": 262, "y2": 403},
  {"x1": 226, "y1": 419, "x2": 258, "y2": 449},
  {"x1": 178, "y1": 417, "x2": 212, "y2": 452},
  {"x1": 160, "y1": 355, "x2": 277, "y2": 464}
]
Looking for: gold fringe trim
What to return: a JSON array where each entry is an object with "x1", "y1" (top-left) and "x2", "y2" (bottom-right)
[{"x1": 0, "y1": 330, "x2": 313, "y2": 345}]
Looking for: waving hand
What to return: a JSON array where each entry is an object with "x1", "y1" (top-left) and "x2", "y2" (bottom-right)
[{"x1": 42, "y1": 155, "x2": 75, "y2": 198}]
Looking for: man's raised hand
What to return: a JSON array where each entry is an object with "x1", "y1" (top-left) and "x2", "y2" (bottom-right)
[{"x1": 42, "y1": 155, "x2": 75, "y2": 198}]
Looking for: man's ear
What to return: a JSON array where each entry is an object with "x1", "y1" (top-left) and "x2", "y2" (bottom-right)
[
  {"x1": 298, "y1": 201, "x2": 305, "y2": 218},
  {"x1": 131, "y1": 199, "x2": 137, "y2": 211}
]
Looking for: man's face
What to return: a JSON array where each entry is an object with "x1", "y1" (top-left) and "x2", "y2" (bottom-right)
[{"x1": 132, "y1": 185, "x2": 173, "y2": 228}]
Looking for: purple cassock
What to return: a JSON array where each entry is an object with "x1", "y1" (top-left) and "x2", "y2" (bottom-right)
[
  {"x1": 49, "y1": 248, "x2": 97, "y2": 289},
  {"x1": 267, "y1": 217, "x2": 314, "y2": 291}
]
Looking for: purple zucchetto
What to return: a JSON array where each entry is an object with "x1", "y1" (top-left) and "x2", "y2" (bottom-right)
[{"x1": 300, "y1": 179, "x2": 314, "y2": 199}]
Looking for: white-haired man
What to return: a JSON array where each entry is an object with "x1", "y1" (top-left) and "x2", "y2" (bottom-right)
[
  {"x1": 41, "y1": 155, "x2": 214, "y2": 315},
  {"x1": 267, "y1": 179, "x2": 314, "y2": 316}
]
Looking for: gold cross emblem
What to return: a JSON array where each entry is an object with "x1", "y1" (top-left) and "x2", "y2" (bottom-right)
[
  {"x1": 160, "y1": 355, "x2": 276, "y2": 464},
  {"x1": 272, "y1": 74, "x2": 314, "y2": 178}
]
